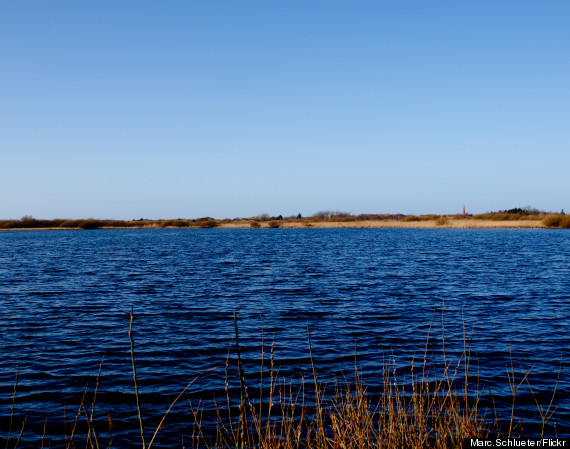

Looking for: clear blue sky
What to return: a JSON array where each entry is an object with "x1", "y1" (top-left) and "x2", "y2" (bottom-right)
[{"x1": 2, "y1": 1, "x2": 569, "y2": 219}]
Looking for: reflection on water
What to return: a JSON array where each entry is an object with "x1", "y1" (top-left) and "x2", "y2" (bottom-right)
[{"x1": 0, "y1": 228, "x2": 568, "y2": 445}]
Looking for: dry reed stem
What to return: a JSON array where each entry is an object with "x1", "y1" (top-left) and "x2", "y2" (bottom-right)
[
  {"x1": 4, "y1": 311, "x2": 562, "y2": 448},
  {"x1": 188, "y1": 311, "x2": 561, "y2": 448},
  {"x1": 129, "y1": 310, "x2": 146, "y2": 449},
  {"x1": 307, "y1": 321, "x2": 326, "y2": 448},
  {"x1": 13, "y1": 416, "x2": 26, "y2": 449},
  {"x1": 5, "y1": 366, "x2": 19, "y2": 449},
  {"x1": 40, "y1": 417, "x2": 48, "y2": 449},
  {"x1": 65, "y1": 386, "x2": 88, "y2": 449},
  {"x1": 147, "y1": 367, "x2": 217, "y2": 449},
  {"x1": 233, "y1": 311, "x2": 248, "y2": 449},
  {"x1": 187, "y1": 399, "x2": 211, "y2": 449},
  {"x1": 525, "y1": 356, "x2": 561, "y2": 438},
  {"x1": 85, "y1": 355, "x2": 105, "y2": 449},
  {"x1": 506, "y1": 348, "x2": 533, "y2": 438},
  {"x1": 81, "y1": 404, "x2": 98, "y2": 449}
]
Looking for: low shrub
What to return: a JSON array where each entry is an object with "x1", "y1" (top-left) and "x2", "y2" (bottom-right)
[
  {"x1": 198, "y1": 220, "x2": 219, "y2": 228},
  {"x1": 402, "y1": 215, "x2": 441, "y2": 222},
  {"x1": 249, "y1": 221, "x2": 261, "y2": 228},
  {"x1": 333, "y1": 215, "x2": 358, "y2": 222},
  {"x1": 312, "y1": 211, "x2": 351, "y2": 221},
  {"x1": 77, "y1": 219, "x2": 103, "y2": 230},
  {"x1": 402, "y1": 215, "x2": 422, "y2": 222},
  {"x1": 474, "y1": 211, "x2": 544, "y2": 221},
  {"x1": 267, "y1": 221, "x2": 281, "y2": 228},
  {"x1": 160, "y1": 219, "x2": 190, "y2": 228},
  {"x1": 496, "y1": 213, "x2": 520, "y2": 221},
  {"x1": 58, "y1": 220, "x2": 77, "y2": 228},
  {"x1": 436, "y1": 216, "x2": 449, "y2": 226},
  {"x1": 544, "y1": 214, "x2": 570, "y2": 228},
  {"x1": 543, "y1": 215, "x2": 562, "y2": 227},
  {"x1": 0, "y1": 220, "x2": 21, "y2": 229},
  {"x1": 0, "y1": 217, "x2": 65, "y2": 228},
  {"x1": 105, "y1": 220, "x2": 134, "y2": 228}
]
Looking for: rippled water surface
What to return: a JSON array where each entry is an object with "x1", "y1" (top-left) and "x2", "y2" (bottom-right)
[{"x1": 0, "y1": 228, "x2": 569, "y2": 446}]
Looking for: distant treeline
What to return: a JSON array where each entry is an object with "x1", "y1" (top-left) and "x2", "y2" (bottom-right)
[
  {"x1": 1, "y1": 208, "x2": 568, "y2": 229},
  {"x1": 0, "y1": 213, "x2": 408, "y2": 230},
  {"x1": 402, "y1": 209, "x2": 568, "y2": 228},
  {"x1": 0, "y1": 216, "x2": 221, "y2": 230}
]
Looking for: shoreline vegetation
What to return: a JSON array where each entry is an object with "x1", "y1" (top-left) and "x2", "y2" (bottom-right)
[
  {"x1": 1, "y1": 209, "x2": 569, "y2": 231},
  {"x1": 3, "y1": 312, "x2": 562, "y2": 448}
]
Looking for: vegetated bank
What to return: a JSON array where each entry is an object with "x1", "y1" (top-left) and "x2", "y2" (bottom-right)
[{"x1": 1, "y1": 208, "x2": 569, "y2": 230}]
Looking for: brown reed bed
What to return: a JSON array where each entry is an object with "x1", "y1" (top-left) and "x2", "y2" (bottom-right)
[
  {"x1": 543, "y1": 214, "x2": 570, "y2": 229},
  {"x1": 2, "y1": 311, "x2": 561, "y2": 448}
]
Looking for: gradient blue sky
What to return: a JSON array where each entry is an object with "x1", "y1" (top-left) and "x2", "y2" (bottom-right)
[{"x1": 2, "y1": 1, "x2": 569, "y2": 219}]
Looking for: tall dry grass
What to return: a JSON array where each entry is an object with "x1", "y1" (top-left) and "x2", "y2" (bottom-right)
[
  {"x1": 2, "y1": 311, "x2": 561, "y2": 448},
  {"x1": 187, "y1": 312, "x2": 561, "y2": 448}
]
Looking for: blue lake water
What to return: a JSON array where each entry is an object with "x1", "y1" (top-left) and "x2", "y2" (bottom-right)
[{"x1": 0, "y1": 228, "x2": 569, "y2": 447}]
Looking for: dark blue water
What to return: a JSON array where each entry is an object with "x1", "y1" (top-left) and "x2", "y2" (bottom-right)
[{"x1": 0, "y1": 228, "x2": 568, "y2": 447}]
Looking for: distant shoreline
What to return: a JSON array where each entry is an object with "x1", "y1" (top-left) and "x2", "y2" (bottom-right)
[
  {"x1": 2, "y1": 212, "x2": 568, "y2": 230},
  {"x1": 220, "y1": 218, "x2": 548, "y2": 229},
  {"x1": 0, "y1": 218, "x2": 555, "y2": 230}
]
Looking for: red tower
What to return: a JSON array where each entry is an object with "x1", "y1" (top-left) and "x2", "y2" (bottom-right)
[{"x1": 462, "y1": 204, "x2": 466, "y2": 216}]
